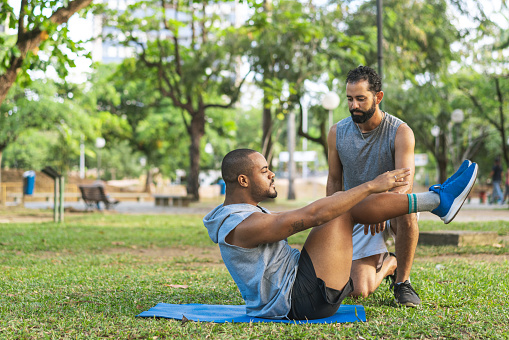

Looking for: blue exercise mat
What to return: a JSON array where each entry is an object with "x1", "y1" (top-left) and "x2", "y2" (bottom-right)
[{"x1": 137, "y1": 303, "x2": 366, "y2": 324}]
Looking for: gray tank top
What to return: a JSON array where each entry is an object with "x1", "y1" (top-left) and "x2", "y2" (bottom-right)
[{"x1": 335, "y1": 113, "x2": 404, "y2": 190}]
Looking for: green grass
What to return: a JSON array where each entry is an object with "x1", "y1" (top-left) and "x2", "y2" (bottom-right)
[{"x1": 1, "y1": 214, "x2": 509, "y2": 339}]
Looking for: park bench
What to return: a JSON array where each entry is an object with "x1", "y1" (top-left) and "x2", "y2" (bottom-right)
[
  {"x1": 79, "y1": 185, "x2": 120, "y2": 210},
  {"x1": 153, "y1": 194, "x2": 193, "y2": 207}
]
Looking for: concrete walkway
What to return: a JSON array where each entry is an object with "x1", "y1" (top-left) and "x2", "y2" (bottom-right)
[{"x1": 22, "y1": 199, "x2": 509, "y2": 222}]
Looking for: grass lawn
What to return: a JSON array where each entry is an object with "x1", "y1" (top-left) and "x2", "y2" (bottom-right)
[{"x1": 1, "y1": 212, "x2": 508, "y2": 339}]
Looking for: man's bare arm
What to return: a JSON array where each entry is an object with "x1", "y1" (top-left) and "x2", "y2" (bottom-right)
[
  {"x1": 326, "y1": 124, "x2": 344, "y2": 196},
  {"x1": 226, "y1": 168, "x2": 411, "y2": 248}
]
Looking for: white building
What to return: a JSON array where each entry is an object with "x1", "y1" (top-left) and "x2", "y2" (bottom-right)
[{"x1": 90, "y1": 0, "x2": 246, "y2": 63}]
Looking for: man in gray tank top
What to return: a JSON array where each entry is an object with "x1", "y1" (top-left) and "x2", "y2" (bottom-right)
[{"x1": 327, "y1": 66, "x2": 421, "y2": 307}]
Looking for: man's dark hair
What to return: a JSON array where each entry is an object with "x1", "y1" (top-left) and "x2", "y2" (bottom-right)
[
  {"x1": 346, "y1": 66, "x2": 382, "y2": 94},
  {"x1": 221, "y1": 149, "x2": 258, "y2": 183}
]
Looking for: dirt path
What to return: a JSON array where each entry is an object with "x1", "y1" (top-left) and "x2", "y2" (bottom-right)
[{"x1": 106, "y1": 245, "x2": 508, "y2": 264}]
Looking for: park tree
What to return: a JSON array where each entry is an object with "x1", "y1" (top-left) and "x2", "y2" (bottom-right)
[
  {"x1": 0, "y1": 0, "x2": 93, "y2": 105},
  {"x1": 0, "y1": 0, "x2": 94, "y2": 200},
  {"x1": 0, "y1": 79, "x2": 99, "y2": 178},
  {"x1": 453, "y1": 1, "x2": 509, "y2": 170},
  {"x1": 103, "y1": 0, "x2": 248, "y2": 200},
  {"x1": 387, "y1": 74, "x2": 490, "y2": 183},
  {"x1": 244, "y1": 0, "x2": 366, "y2": 162},
  {"x1": 81, "y1": 62, "x2": 162, "y2": 190}
]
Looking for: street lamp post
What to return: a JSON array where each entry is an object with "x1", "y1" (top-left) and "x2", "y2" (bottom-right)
[
  {"x1": 95, "y1": 137, "x2": 106, "y2": 180},
  {"x1": 322, "y1": 91, "x2": 340, "y2": 129}
]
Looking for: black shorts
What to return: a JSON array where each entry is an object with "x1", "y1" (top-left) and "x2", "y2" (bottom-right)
[{"x1": 287, "y1": 247, "x2": 354, "y2": 320}]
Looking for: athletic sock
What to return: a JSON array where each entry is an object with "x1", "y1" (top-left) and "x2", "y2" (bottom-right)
[{"x1": 407, "y1": 192, "x2": 440, "y2": 214}]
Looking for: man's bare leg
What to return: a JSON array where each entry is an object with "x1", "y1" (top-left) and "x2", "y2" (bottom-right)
[
  {"x1": 349, "y1": 255, "x2": 397, "y2": 298},
  {"x1": 303, "y1": 214, "x2": 354, "y2": 291},
  {"x1": 303, "y1": 192, "x2": 408, "y2": 291},
  {"x1": 390, "y1": 214, "x2": 418, "y2": 283}
]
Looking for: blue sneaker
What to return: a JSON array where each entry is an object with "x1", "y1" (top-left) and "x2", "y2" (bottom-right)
[
  {"x1": 442, "y1": 160, "x2": 471, "y2": 186},
  {"x1": 429, "y1": 162, "x2": 478, "y2": 224}
]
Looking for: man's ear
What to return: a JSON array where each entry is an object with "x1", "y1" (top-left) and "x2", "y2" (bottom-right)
[
  {"x1": 238, "y1": 174, "x2": 249, "y2": 188},
  {"x1": 376, "y1": 91, "x2": 384, "y2": 105}
]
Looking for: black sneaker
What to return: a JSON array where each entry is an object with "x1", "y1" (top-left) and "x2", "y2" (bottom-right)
[{"x1": 394, "y1": 280, "x2": 421, "y2": 307}]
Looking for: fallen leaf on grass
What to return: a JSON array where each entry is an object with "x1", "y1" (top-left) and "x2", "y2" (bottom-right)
[
  {"x1": 111, "y1": 241, "x2": 125, "y2": 245},
  {"x1": 437, "y1": 280, "x2": 453, "y2": 284},
  {"x1": 164, "y1": 284, "x2": 189, "y2": 289}
]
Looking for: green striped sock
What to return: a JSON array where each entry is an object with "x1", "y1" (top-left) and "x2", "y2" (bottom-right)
[
  {"x1": 407, "y1": 194, "x2": 418, "y2": 214},
  {"x1": 407, "y1": 192, "x2": 441, "y2": 213}
]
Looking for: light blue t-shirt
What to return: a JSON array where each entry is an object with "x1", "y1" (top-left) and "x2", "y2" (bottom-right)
[{"x1": 203, "y1": 203, "x2": 300, "y2": 318}]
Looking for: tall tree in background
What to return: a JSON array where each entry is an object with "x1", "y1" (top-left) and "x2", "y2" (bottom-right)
[
  {"x1": 107, "y1": 0, "x2": 248, "y2": 200},
  {"x1": 0, "y1": 0, "x2": 93, "y2": 199}
]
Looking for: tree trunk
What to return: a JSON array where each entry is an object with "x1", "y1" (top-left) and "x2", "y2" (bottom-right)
[
  {"x1": 287, "y1": 111, "x2": 296, "y2": 200},
  {"x1": 494, "y1": 77, "x2": 508, "y2": 166},
  {"x1": 261, "y1": 92, "x2": 273, "y2": 165},
  {"x1": 0, "y1": 150, "x2": 3, "y2": 206},
  {"x1": 144, "y1": 168, "x2": 153, "y2": 194},
  {"x1": 437, "y1": 132, "x2": 448, "y2": 184},
  {"x1": 187, "y1": 111, "x2": 205, "y2": 201},
  {"x1": 0, "y1": 58, "x2": 24, "y2": 105}
]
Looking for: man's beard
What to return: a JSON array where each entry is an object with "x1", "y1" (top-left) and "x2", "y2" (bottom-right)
[
  {"x1": 258, "y1": 181, "x2": 278, "y2": 200},
  {"x1": 267, "y1": 180, "x2": 278, "y2": 199},
  {"x1": 267, "y1": 188, "x2": 278, "y2": 199},
  {"x1": 350, "y1": 98, "x2": 376, "y2": 124}
]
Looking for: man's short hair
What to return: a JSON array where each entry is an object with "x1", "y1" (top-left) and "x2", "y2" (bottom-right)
[
  {"x1": 346, "y1": 66, "x2": 382, "y2": 94},
  {"x1": 221, "y1": 149, "x2": 258, "y2": 183}
]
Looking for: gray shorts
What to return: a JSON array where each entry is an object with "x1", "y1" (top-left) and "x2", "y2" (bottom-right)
[
  {"x1": 287, "y1": 248, "x2": 354, "y2": 320},
  {"x1": 353, "y1": 214, "x2": 419, "y2": 271}
]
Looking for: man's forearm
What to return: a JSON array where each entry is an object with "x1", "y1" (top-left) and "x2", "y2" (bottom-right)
[{"x1": 326, "y1": 177, "x2": 343, "y2": 196}]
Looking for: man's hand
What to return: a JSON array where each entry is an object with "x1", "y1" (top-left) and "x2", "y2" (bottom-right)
[
  {"x1": 364, "y1": 221, "x2": 387, "y2": 236},
  {"x1": 370, "y1": 168, "x2": 411, "y2": 193}
]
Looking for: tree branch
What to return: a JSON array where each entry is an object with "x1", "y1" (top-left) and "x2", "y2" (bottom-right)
[
  {"x1": 203, "y1": 71, "x2": 251, "y2": 110},
  {"x1": 49, "y1": 0, "x2": 93, "y2": 25},
  {"x1": 459, "y1": 86, "x2": 499, "y2": 128}
]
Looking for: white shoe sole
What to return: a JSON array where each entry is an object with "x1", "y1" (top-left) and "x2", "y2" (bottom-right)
[{"x1": 443, "y1": 163, "x2": 478, "y2": 224}]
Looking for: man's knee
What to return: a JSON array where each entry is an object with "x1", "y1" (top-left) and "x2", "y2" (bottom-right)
[{"x1": 350, "y1": 283, "x2": 376, "y2": 298}]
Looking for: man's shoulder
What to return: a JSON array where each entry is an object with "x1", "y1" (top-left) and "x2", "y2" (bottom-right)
[
  {"x1": 384, "y1": 112, "x2": 407, "y2": 127},
  {"x1": 336, "y1": 117, "x2": 353, "y2": 130}
]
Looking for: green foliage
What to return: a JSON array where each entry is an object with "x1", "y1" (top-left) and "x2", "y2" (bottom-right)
[
  {"x1": 344, "y1": 0, "x2": 458, "y2": 84},
  {"x1": 0, "y1": 79, "x2": 96, "y2": 172},
  {"x1": 0, "y1": 0, "x2": 93, "y2": 86},
  {"x1": 1, "y1": 130, "x2": 55, "y2": 170}
]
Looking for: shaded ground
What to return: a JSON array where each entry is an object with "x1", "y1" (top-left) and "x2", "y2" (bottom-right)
[{"x1": 103, "y1": 245, "x2": 509, "y2": 264}]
